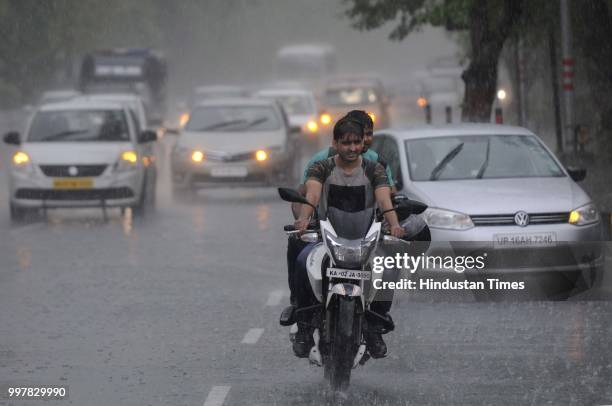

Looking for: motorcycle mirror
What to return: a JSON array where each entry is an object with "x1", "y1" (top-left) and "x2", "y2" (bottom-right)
[
  {"x1": 397, "y1": 199, "x2": 428, "y2": 215},
  {"x1": 278, "y1": 187, "x2": 309, "y2": 204}
]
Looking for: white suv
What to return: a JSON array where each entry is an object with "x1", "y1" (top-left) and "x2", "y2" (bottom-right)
[{"x1": 3, "y1": 100, "x2": 157, "y2": 221}]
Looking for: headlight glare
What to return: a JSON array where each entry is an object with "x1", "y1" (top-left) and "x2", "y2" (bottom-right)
[
  {"x1": 116, "y1": 150, "x2": 138, "y2": 172},
  {"x1": 13, "y1": 151, "x2": 30, "y2": 165},
  {"x1": 191, "y1": 150, "x2": 205, "y2": 163},
  {"x1": 255, "y1": 150, "x2": 268, "y2": 161},
  {"x1": 423, "y1": 208, "x2": 474, "y2": 230},
  {"x1": 320, "y1": 113, "x2": 332, "y2": 125},
  {"x1": 569, "y1": 203, "x2": 599, "y2": 226}
]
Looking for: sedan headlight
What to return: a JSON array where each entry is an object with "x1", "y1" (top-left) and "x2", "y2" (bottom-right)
[
  {"x1": 569, "y1": 203, "x2": 599, "y2": 226},
  {"x1": 423, "y1": 207, "x2": 474, "y2": 230},
  {"x1": 11, "y1": 151, "x2": 33, "y2": 174},
  {"x1": 323, "y1": 229, "x2": 378, "y2": 268},
  {"x1": 191, "y1": 150, "x2": 205, "y2": 163},
  {"x1": 116, "y1": 150, "x2": 139, "y2": 172}
]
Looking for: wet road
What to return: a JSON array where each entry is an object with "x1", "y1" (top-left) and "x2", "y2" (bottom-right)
[{"x1": 1, "y1": 117, "x2": 612, "y2": 406}]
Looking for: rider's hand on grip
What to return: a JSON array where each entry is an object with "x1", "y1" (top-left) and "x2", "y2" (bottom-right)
[{"x1": 284, "y1": 225, "x2": 296, "y2": 232}]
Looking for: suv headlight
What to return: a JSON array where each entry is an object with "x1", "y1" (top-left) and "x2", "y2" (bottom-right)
[
  {"x1": 115, "y1": 150, "x2": 139, "y2": 172},
  {"x1": 323, "y1": 229, "x2": 378, "y2": 268},
  {"x1": 569, "y1": 203, "x2": 599, "y2": 226},
  {"x1": 423, "y1": 208, "x2": 474, "y2": 230},
  {"x1": 11, "y1": 151, "x2": 33, "y2": 174}
]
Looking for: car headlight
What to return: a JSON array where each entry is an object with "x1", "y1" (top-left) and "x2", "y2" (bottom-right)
[
  {"x1": 11, "y1": 151, "x2": 33, "y2": 174},
  {"x1": 423, "y1": 208, "x2": 474, "y2": 230},
  {"x1": 320, "y1": 113, "x2": 332, "y2": 126},
  {"x1": 191, "y1": 150, "x2": 205, "y2": 163},
  {"x1": 116, "y1": 150, "x2": 139, "y2": 172},
  {"x1": 305, "y1": 120, "x2": 318, "y2": 134},
  {"x1": 569, "y1": 203, "x2": 600, "y2": 226},
  {"x1": 323, "y1": 229, "x2": 378, "y2": 268},
  {"x1": 255, "y1": 150, "x2": 268, "y2": 161}
]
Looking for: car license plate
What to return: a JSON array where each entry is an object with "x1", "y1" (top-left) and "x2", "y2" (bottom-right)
[
  {"x1": 493, "y1": 232, "x2": 557, "y2": 248},
  {"x1": 210, "y1": 166, "x2": 247, "y2": 177},
  {"x1": 53, "y1": 178, "x2": 93, "y2": 189},
  {"x1": 326, "y1": 268, "x2": 371, "y2": 280}
]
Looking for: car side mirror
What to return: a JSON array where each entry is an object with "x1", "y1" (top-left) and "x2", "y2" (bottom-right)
[
  {"x1": 138, "y1": 130, "x2": 157, "y2": 144},
  {"x1": 3, "y1": 131, "x2": 20, "y2": 145},
  {"x1": 567, "y1": 167, "x2": 586, "y2": 182}
]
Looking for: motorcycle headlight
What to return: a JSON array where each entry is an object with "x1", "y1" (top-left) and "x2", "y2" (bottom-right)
[
  {"x1": 569, "y1": 203, "x2": 600, "y2": 226},
  {"x1": 323, "y1": 229, "x2": 379, "y2": 268},
  {"x1": 115, "y1": 150, "x2": 139, "y2": 172},
  {"x1": 423, "y1": 208, "x2": 474, "y2": 230},
  {"x1": 11, "y1": 151, "x2": 33, "y2": 174}
]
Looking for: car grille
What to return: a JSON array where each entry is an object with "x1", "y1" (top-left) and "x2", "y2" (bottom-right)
[
  {"x1": 39, "y1": 165, "x2": 108, "y2": 177},
  {"x1": 470, "y1": 212, "x2": 569, "y2": 226},
  {"x1": 205, "y1": 151, "x2": 254, "y2": 163},
  {"x1": 15, "y1": 187, "x2": 134, "y2": 200}
]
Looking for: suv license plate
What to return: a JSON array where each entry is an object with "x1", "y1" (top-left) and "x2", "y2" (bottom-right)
[
  {"x1": 326, "y1": 268, "x2": 371, "y2": 280},
  {"x1": 493, "y1": 232, "x2": 557, "y2": 249}
]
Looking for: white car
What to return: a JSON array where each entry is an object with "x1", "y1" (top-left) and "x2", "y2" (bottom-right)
[
  {"x1": 255, "y1": 88, "x2": 318, "y2": 131},
  {"x1": 171, "y1": 98, "x2": 293, "y2": 189},
  {"x1": 73, "y1": 93, "x2": 148, "y2": 130},
  {"x1": 3, "y1": 100, "x2": 157, "y2": 221},
  {"x1": 371, "y1": 124, "x2": 604, "y2": 286}
]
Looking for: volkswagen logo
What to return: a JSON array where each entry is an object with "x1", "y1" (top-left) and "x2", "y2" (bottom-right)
[
  {"x1": 68, "y1": 166, "x2": 78, "y2": 176},
  {"x1": 514, "y1": 211, "x2": 529, "y2": 227}
]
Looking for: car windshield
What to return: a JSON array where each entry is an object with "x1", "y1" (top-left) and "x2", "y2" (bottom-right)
[
  {"x1": 324, "y1": 86, "x2": 378, "y2": 106},
  {"x1": 185, "y1": 106, "x2": 281, "y2": 131},
  {"x1": 28, "y1": 109, "x2": 130, "y2": 142},
  {"x1": 405, "y1": 134, "x2": 565, "y2": 181},
  {"x1": 261, "y1": 95, "x2": 314, "y2": 115}
]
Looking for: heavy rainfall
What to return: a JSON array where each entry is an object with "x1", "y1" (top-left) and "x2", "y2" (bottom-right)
[{"x1": 1, "y1": 1, "x2": 612, "y2": 405}]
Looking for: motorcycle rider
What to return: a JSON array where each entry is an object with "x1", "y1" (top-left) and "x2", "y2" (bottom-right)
[
  {"x1": 291, "y1": 117, "x2": 405, "y2": 358},
  {"x1": 281, "y1": 110, "x2": 393, "y2": 321}
]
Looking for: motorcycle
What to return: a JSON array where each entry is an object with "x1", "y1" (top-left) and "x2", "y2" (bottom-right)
[{"x1": 278, "y1": 187, "x2": 427, "y2": 392}]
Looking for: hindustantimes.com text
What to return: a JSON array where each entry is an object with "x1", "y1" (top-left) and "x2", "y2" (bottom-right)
[{"x1": 372, "y1": 253, "x2": 488, "y2": 274}]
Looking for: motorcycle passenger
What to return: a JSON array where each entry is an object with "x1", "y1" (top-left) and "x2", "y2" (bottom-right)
[{"x1": 291, "y1": 117, "x2": 405, "y2": 358}]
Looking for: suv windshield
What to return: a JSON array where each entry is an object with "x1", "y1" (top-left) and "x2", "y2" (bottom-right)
[
  {"x1": 405, "y1": 135, "x2": 565, "y2": 181},
  {"x1": 28, "y1": 109, "x2": 130, "y2": 142},
  {"x1": 185, "y1": 106, "x2": 281, "y2": 132},
  {"x1": 324, "y1": 87, "x2": 378, "y2": 106}
]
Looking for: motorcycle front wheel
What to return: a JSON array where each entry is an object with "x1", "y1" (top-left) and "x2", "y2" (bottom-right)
[{"x1": 324, "y1": 296, "x2": 359, "y2": 392}]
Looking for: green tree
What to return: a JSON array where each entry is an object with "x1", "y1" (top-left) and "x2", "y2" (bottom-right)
[{"x1": 343, "y1": 0, "x2": 523, "y2": 122}]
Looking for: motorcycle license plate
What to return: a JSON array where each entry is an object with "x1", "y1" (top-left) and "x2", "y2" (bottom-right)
[{"x1": 326, "y1": 268, "x2": 371, "y2": 280}]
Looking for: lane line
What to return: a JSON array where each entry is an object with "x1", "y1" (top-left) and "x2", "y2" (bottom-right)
[
  {"x1": 241, "y1": 328, "x2": 264, "y2": 344},
  {"x1": 265, "y1": 290, "x2": 285, "y2": 306},
  {"x1": 203, "y1": 386, "x2": 230, "y2": 406}
]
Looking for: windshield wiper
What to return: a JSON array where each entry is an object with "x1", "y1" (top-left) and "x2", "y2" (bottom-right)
[
  {"x1": 476, "y1": 138, "x2": 491, "y2": 179},
  {"x1": 196, "y1": 119, "x2": 248, "y2": 131},
  {"x1": 40, "y1": 129, "x2": 89, "y2": 141},
  {"x1": 244, "y1": 116, "x2": 269, "y2": 128},
  {"x1": 429, "y1": 143, "x2": 464, "y2": 181}
]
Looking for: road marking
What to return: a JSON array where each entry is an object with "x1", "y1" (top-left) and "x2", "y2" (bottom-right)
[
  {"x1": 203, "y1": 386, "x2": 230, "y2": 406},
  {"x1": 265, "y1": 290, "x2": 284, "y2": 306},
  {"x1": 241, "y1": 328, "x2": 264, "y2": 344}
]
